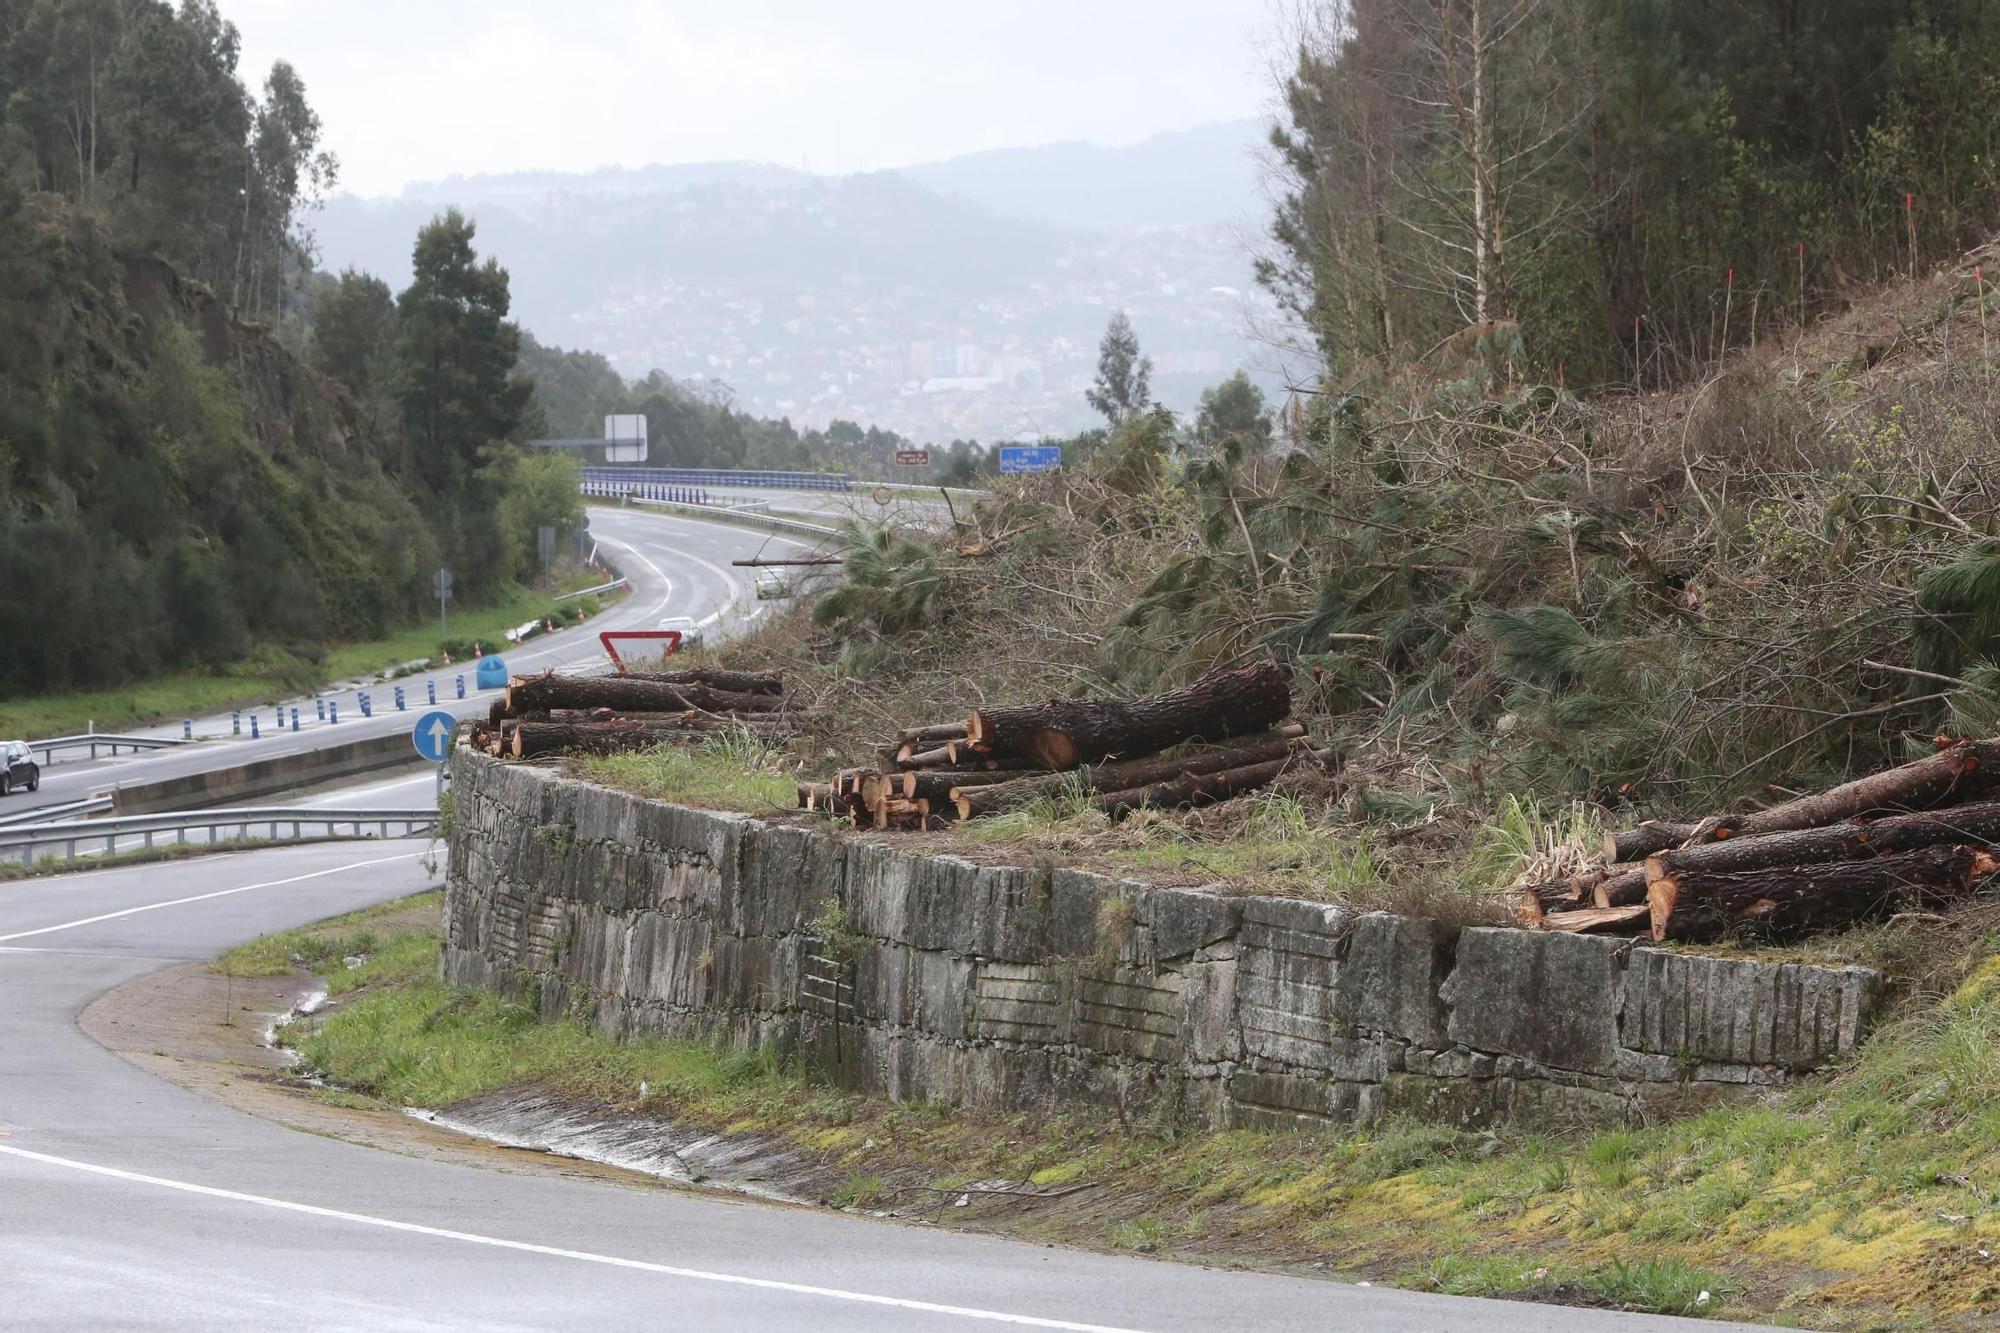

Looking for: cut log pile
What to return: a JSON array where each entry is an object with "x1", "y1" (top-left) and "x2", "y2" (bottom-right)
[
  {"x1": 799, "y1": 661, "x2": 1337, "y2": 831},
  {"x1": 470, "y1": 667, "x2": 794, "y2": 759},
  {"x1": 1515, "y1": 738, "x2": 2000, "y2": 942}
]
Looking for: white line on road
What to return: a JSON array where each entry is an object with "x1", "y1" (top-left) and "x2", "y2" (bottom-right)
[
  {"x1": 0, "y1": 852, "x2": 424, "y2": 944},
  {"x1": 0, "y1": 1144, "x2": 1146, "y2": 1332},
  {"x1": 0, "y1": 947, "x2": 193, "y2": 960}
]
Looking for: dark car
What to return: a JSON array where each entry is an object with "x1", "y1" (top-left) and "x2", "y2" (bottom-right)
[{"x1": 1, "y1": 740, "x2": 39, "y2": 795}]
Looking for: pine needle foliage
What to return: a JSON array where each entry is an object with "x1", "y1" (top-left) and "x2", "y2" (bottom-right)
[
  {"x1": 811, "y1": 520, "x2": 948, "y2": 637},
  {"x1": 1916, "y1": 539, "x2": 2000, "y2": 677}
]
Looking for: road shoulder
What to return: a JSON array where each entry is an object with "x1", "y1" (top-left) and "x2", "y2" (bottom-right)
[{"x1": 78, "y1": 958, "x2": 695, "y2": 1195}]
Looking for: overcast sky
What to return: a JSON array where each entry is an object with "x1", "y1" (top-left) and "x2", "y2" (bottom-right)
[{"x1": 222, "y1": 1, "x2": 1278, "y2": 198}]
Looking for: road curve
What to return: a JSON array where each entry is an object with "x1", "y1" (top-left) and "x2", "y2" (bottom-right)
[
  {"x1": 8, "y1": 506, "x2": 819, "y2": 818},
  {"x1": 0, "y1": 849, "x2": 1763, "y2": 1330}
]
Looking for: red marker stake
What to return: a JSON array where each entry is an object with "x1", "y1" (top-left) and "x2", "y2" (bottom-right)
[
  {"x1": 1720, "y1": 266, "x2": 1736, "y2": 357},
  {"x1": 1978, "y1": 265, "x2": 1990, "y2": 364}
]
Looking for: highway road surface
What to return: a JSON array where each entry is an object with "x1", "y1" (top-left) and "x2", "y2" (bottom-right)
[
  {"x1": 0, "y1": 847, "x2": 1767, "y2": 1330},
  {"x1": 5, "y1": 506, "x2": 822, "y2": 820}
]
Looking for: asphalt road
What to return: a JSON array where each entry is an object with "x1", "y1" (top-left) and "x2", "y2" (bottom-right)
[
  {"x1": 5, "y1": 507, "x2": 821, "y2": 818},
  {"x1": 0, "y1": 847, "x2": 1767, "y2": 1330}
]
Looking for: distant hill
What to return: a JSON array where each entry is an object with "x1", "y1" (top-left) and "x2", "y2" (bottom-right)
[
  {"x1": 393, "y1": 161, "x2": 812, "y2": 209},
  {"x1": 902, "y1": 120, "x2": 1269, "y2": 229},
  {"x1": 311, "y1": 121, "x2": 1292, "y2": 443}
]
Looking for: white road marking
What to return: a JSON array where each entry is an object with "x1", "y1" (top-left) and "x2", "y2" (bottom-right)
[
  {"x1": 0, "y1": 947, "x2": 191, "y2": 960},
  {"x1": 603, "y1": 538, "x2": 678, "y2": 621},
  {"x1": 0, "y1": 1144, "x2": 1145, "y2": 1332},
  {"x1": 0, "y1": 852, "x2": 424, "y2": 944}
]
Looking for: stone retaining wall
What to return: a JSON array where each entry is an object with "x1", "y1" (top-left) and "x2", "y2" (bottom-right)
[{"x1": 443, "y1": 752, "x2": 1883, "y2": 1130}]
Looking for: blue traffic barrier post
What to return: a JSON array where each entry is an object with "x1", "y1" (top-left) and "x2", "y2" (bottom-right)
[
  {"x1": 360, "y1": 692, "x2": 372, "y2": 718},
  {"x1": 231, "y1": 711, "x2": 241, "y2": 736},
  {"x1": 394, "y1": 685, "x2": 406, "y2": 711},
  {"x1": 427, "y1": 679, "x2": 437, "y2": 706},
  {"x1": 291, "y1": 707, "x2": 301, "y2": 733},
  {"x1": 329, "y1": 701, "x2": 339, "y2": 724},
  {"x1": 250, "y1": 715, "x2": 259, "y2": 739},
  {"x1": 456, "y1": 675, "x2": 466, "y2": 699},
  {"x1": 182, "y1": 719, "x2": 192, "y2": 741},
  {"x1": 316, "y1": 697, "x2": 326, "y2": 722}
]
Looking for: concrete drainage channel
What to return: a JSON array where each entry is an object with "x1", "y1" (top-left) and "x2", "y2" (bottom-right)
[
  {"x1": 254, "y1": 987, "x2": 813, "y2": 1203},
  {"x1": 401, "y1": 1094, "x2": 815, "y2": 1204}
]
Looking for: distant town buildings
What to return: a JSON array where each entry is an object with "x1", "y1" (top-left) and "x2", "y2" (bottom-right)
[{"x1": 559, "y1": 216, "x2": 1276, "y2": 444}]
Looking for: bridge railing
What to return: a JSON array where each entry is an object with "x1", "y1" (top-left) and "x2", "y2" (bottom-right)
[{"x1": 581, "y1": 479, "x2": 711, "y2": 505}]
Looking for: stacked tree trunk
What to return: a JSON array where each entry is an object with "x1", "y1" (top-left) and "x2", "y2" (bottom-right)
[
  {"x1": 1514, "y1": 739, "x2": 2000, "y2": 942},
  {"x1": 471, "y1": 668, "x2": 794, "y2": 759},
  {"x1": 800, "y1": 662, "x2": 1335, "y2": 830}
]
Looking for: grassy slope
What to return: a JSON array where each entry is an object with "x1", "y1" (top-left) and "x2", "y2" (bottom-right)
[
  {"x1": 239, "y1": 893, "x2": 2000, "y2": 1328},
  {"x1": 0, "y1": 581, "x2": 615, "y2": 740}
]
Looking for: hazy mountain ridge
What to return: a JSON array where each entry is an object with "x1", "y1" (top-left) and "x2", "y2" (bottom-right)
[
  {"x1": 312, "y1": 122, "x2": 1286, "y2": 443},
  {"x1": 902, "y1": 119, "x2": 1268, "y2": 229}
]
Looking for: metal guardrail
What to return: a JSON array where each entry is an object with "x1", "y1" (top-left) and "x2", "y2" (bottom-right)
[
  {"x1": 28, "y1": 732, "x2": 183, "y2": 762},
  {"x1": 0, "y1": 795, "x2": 114, "y2": 829},
  {"x1": 554, "y1": 576, "x2": 629, "y2": 602},
  {"x1": 0, "y1": 806, "x2": 439, "y2": 866},
  {"x1": 580, "y1": 466, "x2": 853, "y2": 493}
]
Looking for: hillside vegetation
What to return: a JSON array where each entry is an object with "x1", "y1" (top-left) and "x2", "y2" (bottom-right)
[
  {"x1": 702, "y1": 0, "x2": 2000, "y2": 857},
  {"x1": 718, "y1": 237, "x2": 2000, "y2": 906},
  {"x1": 0, "y1": 2, "x2": 584, "y2": 701}
]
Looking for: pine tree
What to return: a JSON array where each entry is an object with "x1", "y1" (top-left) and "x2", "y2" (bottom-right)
[
  {"x1": 1086, "y1": 310, "x2": 1153, "y2": 425},
  {"x1": 395, "y1": 209, "x2": 532, "y2": 589}
]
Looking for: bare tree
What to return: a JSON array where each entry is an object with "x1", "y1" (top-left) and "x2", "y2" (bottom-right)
[
  {"x1": 1380, "y1": 0, "x2": 1590, "y2": 327},
  {"x1": 1263, "y1": 3, "x2": 1423, "y2": 373}
]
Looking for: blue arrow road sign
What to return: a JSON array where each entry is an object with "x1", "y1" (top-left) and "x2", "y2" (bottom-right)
[
  {"x1": 412, "y1": 709, "x2": 457, "y2": 763},
  {"x1": 998, "y1": 445, "x2": 1061, "y2": 474}
]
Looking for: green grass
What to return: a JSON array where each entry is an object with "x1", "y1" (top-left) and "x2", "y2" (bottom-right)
[
  {"x1": 577, "y1": 732, "x2": 799, "y2": 812},
  {"x1": 1108, "y1": 1217, "x2": 1168, "y2": 1252},
  {"x1": 317, "y1": 584, "x2": 561, "y2": 681},
  {"x1": 1406, "y1": 1254, "x2": 1739, "y2": 1317},
  {"x1": 213, "y1": 891, "x2": 443, "y2": 991},
  {"x1": 287, "y1": 979, "x2": 797, "y2": 1110},
  {"x1": 954, "y1": 790, "x2": 1500, "y2": 920},
  {"x1": 232, "y1": 879, "x2": 2000, "y2": 1323},
  {"x1": 0, "y1": 579, "x2": 622, "y2": 740}
]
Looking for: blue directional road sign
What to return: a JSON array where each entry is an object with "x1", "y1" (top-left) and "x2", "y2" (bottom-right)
[
  {"x1": 412, "y1": 709, "x2": 457, "y2": 763},
  {"x1": 998, "y1": 445, "x2": 1061, "y2": 474}
]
